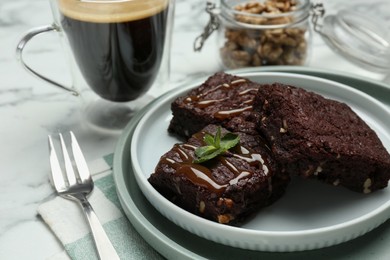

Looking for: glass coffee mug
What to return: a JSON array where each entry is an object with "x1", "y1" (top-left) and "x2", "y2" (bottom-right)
[{"x1": 17, "y1": 0, "x2": 174, "y2": 132}]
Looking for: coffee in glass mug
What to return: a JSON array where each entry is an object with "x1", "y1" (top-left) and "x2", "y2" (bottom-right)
[
  {"x1": 59, "y1": 0, "x2": 170, "y2": 102},
  {"x1": 16, "y1": 0, "x2": 174, "y2": 131}
]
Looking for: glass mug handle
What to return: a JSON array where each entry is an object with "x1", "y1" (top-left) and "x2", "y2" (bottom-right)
[{"x1": 15, "y1": 24, "x2": 79, "y2": 96}]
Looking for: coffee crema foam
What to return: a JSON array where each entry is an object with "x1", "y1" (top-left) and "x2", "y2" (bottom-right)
[{"x1": 58, "y1": 0, "x2": 169, "y2": 23}]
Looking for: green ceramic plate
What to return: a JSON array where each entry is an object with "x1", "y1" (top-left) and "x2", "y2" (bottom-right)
[{"x1": 113, "y1": 67, "x2": 390, "y2": 259}]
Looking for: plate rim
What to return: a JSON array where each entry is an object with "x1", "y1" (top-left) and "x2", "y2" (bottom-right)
[
  {"x1": 229, "y1": 66, "x2": 390, "y2": 91},
  {"x1": 113, "y1": 67, "x2": 390, "y2": 257}
]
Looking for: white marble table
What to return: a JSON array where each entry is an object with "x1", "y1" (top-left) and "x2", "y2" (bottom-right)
[{"x1": 0, "y1": 0, "x2": 389, "y2": 259}]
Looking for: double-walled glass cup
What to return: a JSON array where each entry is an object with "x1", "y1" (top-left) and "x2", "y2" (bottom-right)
[{"x1": 17, "y1": 0, "x2": 174, "y2": 132}]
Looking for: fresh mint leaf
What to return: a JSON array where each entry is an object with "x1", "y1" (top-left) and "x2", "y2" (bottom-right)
[
  {"x1": 193, "y1": 148, "x2": 223, "y2": 163},
  {"x1": 220, "y1": 133, "x2": 240, "y2": 150},
  {"x1": 203, "y1": 133, "x2": 215, "y2": 146},
  {"x1": 214, "y1": 127, "x2": 221, "y2": 148},
  {"x1": 194, "y1": 145, "x2": 218, "y2": 158},
  {"x1": 193, "y1": 127, "x2": 240, "y2": 164}
]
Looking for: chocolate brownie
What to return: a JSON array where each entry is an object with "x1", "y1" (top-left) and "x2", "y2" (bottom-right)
[
  {"x1": 254, "y1": 83, "x2": 390, "y2": 193},
  {"x1": 148, "y1": 124, "x2": 290, "y2": 225},
  {"x1": 168, "y1": 72, "x2": 260, "y2": 139}
]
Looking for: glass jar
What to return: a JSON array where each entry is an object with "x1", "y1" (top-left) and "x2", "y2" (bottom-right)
[
  {"x1": 195, "y1": 0, "x2": 314, "y2": 69},
  {"x1": 196, "y1": 1, "x2": 390, "y2": 73}
]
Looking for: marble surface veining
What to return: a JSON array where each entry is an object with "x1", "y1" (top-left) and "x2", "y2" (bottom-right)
[{"x1": 0, "y1": 0, "x2": 389, "y2": 259}]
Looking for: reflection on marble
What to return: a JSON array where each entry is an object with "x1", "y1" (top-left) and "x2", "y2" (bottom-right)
[{"x1": 0, "y1": 0, "x2": 389, "y2": 259}]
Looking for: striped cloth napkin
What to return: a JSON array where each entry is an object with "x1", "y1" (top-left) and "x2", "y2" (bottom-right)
[{"x1": 38, "y1": 154, "x2": 163, "y2": 260}]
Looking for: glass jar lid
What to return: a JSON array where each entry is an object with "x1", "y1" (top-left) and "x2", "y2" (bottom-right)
[{"x1": 319, "y1": 9, "x2": 390, "y2": 72}]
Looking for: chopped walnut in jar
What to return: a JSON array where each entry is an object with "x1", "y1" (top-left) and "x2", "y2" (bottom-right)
[{"x1": 220, "y1": 0, "x2": 309, "y2": 68}]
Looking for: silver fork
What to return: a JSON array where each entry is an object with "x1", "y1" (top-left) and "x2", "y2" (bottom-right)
[{"x1": 48, "y1": 131, "x2": 120, "y2": 260}]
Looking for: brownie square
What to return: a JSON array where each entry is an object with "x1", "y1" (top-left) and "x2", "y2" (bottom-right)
[
  {"x1": 168, "y1": 72, "x2": 261, "y2": 139},
  {"x1": 254, "y1": 83, "x2": 390, "y2": 193},
  {"x1": 148, "y1": 124, "x2": 289, "y2": 224}
]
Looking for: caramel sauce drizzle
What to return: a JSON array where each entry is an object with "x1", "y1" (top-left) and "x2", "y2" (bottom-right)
[
  {"x1": 214, "y1": 106, "x2": 253, "y2": 120},
  {"x1": 183, "y1": 79, "x2": 258, "y2": 120},
  {"x1": 184, "y1": 83, "x2": 232, "y2": 103},
  {"x1": 162, "y1": 131, "x2": 270, "y2": 194},
  {"x1": 196, "y1": 98, "x2": 229, "y2": 108},
  {"x1": 230, "y1": 79, "x2": 247, "y2": 85},
  {"x1": 238, "y1": 88, "x2": 258, "y2": 95}
]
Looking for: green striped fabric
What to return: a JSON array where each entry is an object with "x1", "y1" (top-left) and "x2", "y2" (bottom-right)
[{"x1": 38, "y1": 154, "x2": 163, "y2": 260}]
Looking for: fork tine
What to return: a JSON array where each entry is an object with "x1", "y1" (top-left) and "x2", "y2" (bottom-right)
[
  {"x1": 60, "y1": 133, "x2": 77, "y2": 187},
  {"x1": 48, "y1": 135, "x2": 67, "y2": 192},
  {"x1": 70, "y1": 131, "x2": 92, "y2": 183}
]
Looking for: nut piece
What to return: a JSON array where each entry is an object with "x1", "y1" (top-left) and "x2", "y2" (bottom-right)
[
  {"x1": 220, "y1": 0, "x2": 308, "y2": 69},
  {"x1": 217, "y1": 198, "x2": 234, "y2": 208},
  {"x1": 313, "y1": 165, "x2": 323, "y2": 176},
  {"x1": 199, "y1": 201, "x2": 206, "y2": 213},
  {"x1": 363, "y1": 178, "x2": 372, "y2": 194},
  {"x1": 280, "y1": 127, "x2": 287, "y2": 133},
  {"x1": 217, "y1": 214, "x2": 235, "y2": 224},
  {"x1": 280, "y1": 119, "x2": 288, "y2": 133}
]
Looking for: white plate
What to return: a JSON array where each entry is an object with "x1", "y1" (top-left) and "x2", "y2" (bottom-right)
[{"x1": 130, "y1": 72, "x2": 390, "y2": 252}]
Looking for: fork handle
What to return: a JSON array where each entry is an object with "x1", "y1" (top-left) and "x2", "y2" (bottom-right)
[{"x1": 78, "y1": 195, "x2": 120, "y2": 260}]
